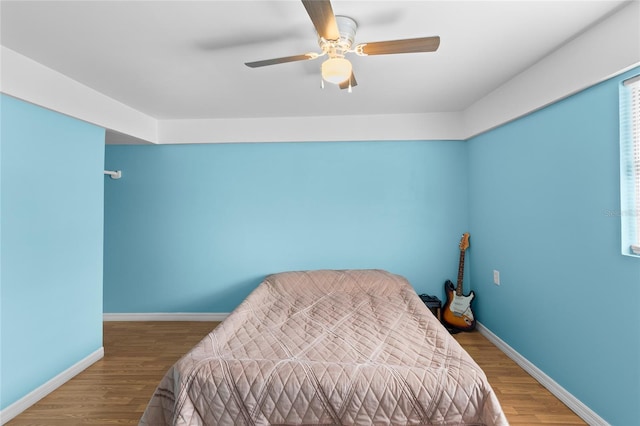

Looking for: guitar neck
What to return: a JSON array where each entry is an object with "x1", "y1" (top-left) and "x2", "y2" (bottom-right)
[{"x1": 456, "y1": 249, "x2": 465, "y2": 295}]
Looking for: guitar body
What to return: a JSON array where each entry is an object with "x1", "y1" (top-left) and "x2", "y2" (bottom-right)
[
  {"x1": 442, "y1": 279, "x2": 476, "y2": 331},
  {"x1": 441, "y1": 233, "x2": 476, "y2": 332}
]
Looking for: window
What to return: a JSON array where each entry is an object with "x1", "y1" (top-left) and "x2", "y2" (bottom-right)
[{"x1": 620, "y1": 74, "x2": 640, "y2": 257}]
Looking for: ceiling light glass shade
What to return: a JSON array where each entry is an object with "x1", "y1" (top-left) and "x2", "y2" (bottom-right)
[{"x1": 321, "y1": 57, "x2": 352, "y2": 84}]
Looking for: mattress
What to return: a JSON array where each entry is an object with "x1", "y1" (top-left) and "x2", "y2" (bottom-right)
[{"x1": 140, "y1": 269, "x2": 507, "y2": 425}]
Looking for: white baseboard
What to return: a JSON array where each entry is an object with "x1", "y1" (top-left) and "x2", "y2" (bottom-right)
[
  {"x1": 103, "y1": 312, "x2": 229, "y2": 322},
  {"x1": 476, "y1": 322, "x2": 609, "y2": 426},
  {"x1": 0, "y1": 347, "x2": 104, "y2": 425}
]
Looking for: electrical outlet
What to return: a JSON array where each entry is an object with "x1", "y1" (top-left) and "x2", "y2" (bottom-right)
[{"x1": 493, "y1": 270, "x2": 500, "y2": 285}]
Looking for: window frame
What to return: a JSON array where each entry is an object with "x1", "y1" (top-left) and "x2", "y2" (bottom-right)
[{"x1": 620, "y1": 74, "x2": 640, "y2": 257}]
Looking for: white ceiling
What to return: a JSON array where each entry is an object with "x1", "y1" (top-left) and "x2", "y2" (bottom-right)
[{"x1": 1, "y1": 0, "x2": 630, "y2": 126}]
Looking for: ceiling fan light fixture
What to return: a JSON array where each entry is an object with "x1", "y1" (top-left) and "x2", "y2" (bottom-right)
[{"x1": 321, "y1": 57, "x2": 352, "y2": 84}]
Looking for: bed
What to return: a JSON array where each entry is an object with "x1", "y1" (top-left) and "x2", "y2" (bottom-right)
[{"x1": 140, "y1": 269, "x2": 507, "y2": 425}]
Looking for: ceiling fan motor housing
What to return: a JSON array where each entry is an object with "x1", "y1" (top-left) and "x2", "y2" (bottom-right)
[{"x1": 320, "y1": 15, "x2": 357, "y2": 58}]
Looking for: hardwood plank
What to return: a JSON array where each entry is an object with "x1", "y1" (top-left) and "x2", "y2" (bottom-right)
[
  {"x1": 453, "y1": 330, "x2": 586, "y2": 425},
  {"x1": 6, "y1": 322, "x2": 586, "y2": 425},
  {"x1": 6, "y1": 322, "x2": 217, "y2": 425}
]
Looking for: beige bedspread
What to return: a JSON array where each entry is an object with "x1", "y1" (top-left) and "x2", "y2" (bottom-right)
[{"x1": 140, "y1": 269, "x2": 507, "y2": 425}]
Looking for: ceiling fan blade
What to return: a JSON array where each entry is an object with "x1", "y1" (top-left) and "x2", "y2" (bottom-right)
[
  {"x1": 358, "y1": 36, "x2": 440, "y2": 56},
  {"x1": 339, "y1": 73, "x2": 357, "y2": 90},
  {"x1": 301, "y1": 0, "x2": 339, "y2": 41},
  {"x1": 245, "y1": 53, "x2": 315, "y2": 68}
]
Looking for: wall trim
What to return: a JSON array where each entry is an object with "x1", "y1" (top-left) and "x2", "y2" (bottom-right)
[
  {"x1": 463, "y1": 1, "x2": 639, "y2": 140},
  {"x1": 0, "y1": 46, "x2": 158, "y2": 144},
  {"x1": 0, "y1": 347, "x2": 104, "y2": 425},
  {"x1": 103, "y1": 312, "x2": 230, "y2": 322},
  {"x1": 157, "y1": 112, "x2": 466, "y2": 144},
  {"x1": 476, "y1": 323, "x2": 609, "y2": 426}
]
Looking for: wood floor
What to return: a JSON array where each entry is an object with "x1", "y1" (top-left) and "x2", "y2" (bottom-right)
[
  {"x1": 451, "y1": 332, "x2": 586, "y2": 425},
  {"x1": 6, "y1": 322, "x2": 586, "y2": 425}
]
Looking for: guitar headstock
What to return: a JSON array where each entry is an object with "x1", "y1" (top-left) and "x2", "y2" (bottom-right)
[{"x1": 459, "y1": 233, "x2": 470, "y2": 251}]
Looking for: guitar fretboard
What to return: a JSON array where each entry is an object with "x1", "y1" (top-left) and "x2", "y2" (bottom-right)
[{"x1": 456, "y1": 250, "x2": 465, "y2": 296}]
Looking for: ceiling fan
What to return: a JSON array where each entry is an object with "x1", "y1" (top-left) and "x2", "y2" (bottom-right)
[{"x1": 245, "y1": 0, "x2": 440, "y2": 91}]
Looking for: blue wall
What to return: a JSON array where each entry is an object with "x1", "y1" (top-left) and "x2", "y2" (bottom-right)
[
  {"x1": 0, "y1": 95, "x2": 105, "y2": 410},
  {"x1": 467, "y1": 67, "x2": 640, "y2": 425},
  {"x1": 104, "y1": 141, "x2": 469, "y2": 313}
]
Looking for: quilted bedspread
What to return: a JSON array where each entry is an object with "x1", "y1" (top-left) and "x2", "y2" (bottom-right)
[{"x1": 140, "y1": 269, "x2": 508, "y2": 425}]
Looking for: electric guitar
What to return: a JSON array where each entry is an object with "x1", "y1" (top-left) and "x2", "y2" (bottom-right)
[{"x1": 442, "y1": 233, "x2": 476, "y2": 332}]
